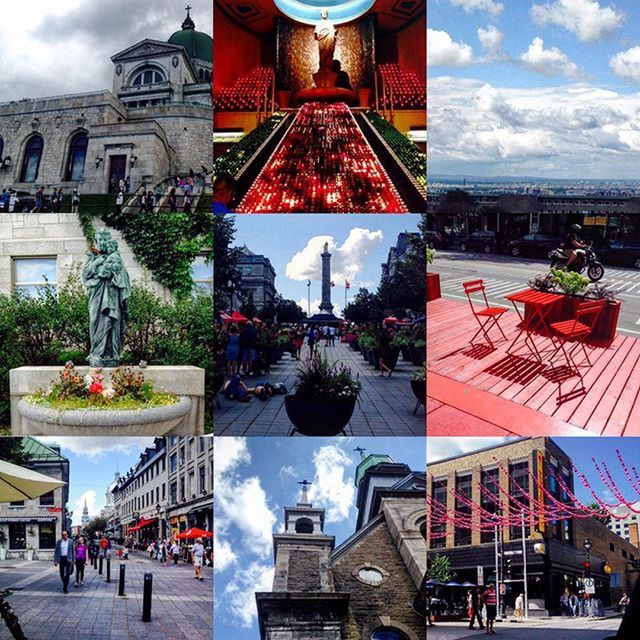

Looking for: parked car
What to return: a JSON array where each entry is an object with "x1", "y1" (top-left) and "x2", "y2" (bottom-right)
[
  {"x1": 600, "y1": 240, "x2": 640, "y2": 269},
  {"x1": 459, "y1": 231, "x2": 505, "y2": 254},
  {"x1": 425, "y1": 230, "x2": 450, "y2": 249},
  {"x1": 507, "y1": 233, "x2": 564, "y2": 258}
]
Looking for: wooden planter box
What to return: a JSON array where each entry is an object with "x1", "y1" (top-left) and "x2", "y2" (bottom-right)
[{"x1": 427, "y1": 272, "x2": 441, "y2": 301}]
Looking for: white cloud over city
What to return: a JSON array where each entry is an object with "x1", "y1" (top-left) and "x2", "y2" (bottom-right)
[
  {"x1": 519, "y1": 37, "x2": 582, "y2": 79},
  {"x1": 40, "y1": 437, "x2": 156, "y2": 460},
  {"x1": 428, "y1": 29, "x2": 475, "y2": 67},
  {"x1": 451, "y1": 0, "x2": 504, "y2": 16},
  {"x1": 285, "y1": 229, "x2": 384, "y2": 284}
]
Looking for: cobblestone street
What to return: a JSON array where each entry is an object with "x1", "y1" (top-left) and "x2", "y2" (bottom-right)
[
  {"x1": 214, "y1": 341, "x2": 425, "y2": 436},
  {"x1": 0, "y1": 551, "x2": 212, "y2": 640}
]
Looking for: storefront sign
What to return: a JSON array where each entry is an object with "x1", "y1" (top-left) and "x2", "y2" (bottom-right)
[
  {"x1": 584, "y1": 578, "x2": 596, "y2": 594},
  {"x1": 595, "y1": 216, "x2": 608, "y2": 226},
  {"x1": 536, "y1": 451, "x2": 545, "y2": 533},
  {"x1": 477, "y1": 566, "x2": 484, "y2": 586},
  {"x1": 583, "y1": 216, "x2": 595, "y2": 226}
]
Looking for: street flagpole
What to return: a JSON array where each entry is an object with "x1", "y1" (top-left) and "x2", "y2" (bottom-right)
[
  {"x1": 521, "y1": 511, "x2": 529, "y2": 621},
  {"x1": 307, "y1": 279, "x2": 311, "y2": 317}
]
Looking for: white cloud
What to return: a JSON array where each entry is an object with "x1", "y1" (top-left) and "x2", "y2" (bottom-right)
[
  {"x1": 428, "y1": 29, "x2": 474, "y2": 67},
  {"x1": 451, "y1": 0, "x2": 503, "y2": 16},
  {"x1": 214, "y1": 438, "x2": 277, "y2": 563},
  {"x1": 520, "y1": 37, "x2": 581, "y2": 79},
  {"x1": 222, "y1": 562, "x2": 274, "y2": 628},
  {"x1": 214, "y1": 536, "x2": 237, "y2": 572},
  {"x1": 477, "y1": 25, "x2": 505, "y2": 57},
  {"x1": 610, "y1": 47, "x2": 640, "y2": 84},
  {"x1": 285, "y1": 228, "x2": 384, "y2": 284},
  {"x1": 307, "y1": 445, "x2": 355, "y2": 523},
  {"x1": 427, "y1": 437, "x2": 511, "y2": 463},
  {"x1": 428, "y1": 76, "x2": 640, "y2": 178},
  {"x1": 278, "y1": 465, "x2": 297, "y2": 480},
  {"x1": 39, "y1": 437, "x2": 155, "y2": 460},
  {"x1": 531, "y1": 0, "x2": 623, "y2": 42}
]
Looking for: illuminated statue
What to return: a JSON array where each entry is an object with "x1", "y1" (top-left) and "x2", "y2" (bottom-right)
[{"x1": 314, "y1": 9, "x2": 336, "y2": 72}]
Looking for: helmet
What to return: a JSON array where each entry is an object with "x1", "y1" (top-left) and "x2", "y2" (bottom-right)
[{"x1": 571, "y1": 224, "x2": 582, "y2": 232}]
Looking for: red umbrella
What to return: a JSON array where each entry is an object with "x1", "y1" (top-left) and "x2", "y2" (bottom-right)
[
  {"x1": 230, "y1": 311, "x2": 248, "y2": 323},
  {"x1": 177, "y1": 527, "x2": 213, "y2": 539},
  {"x1": 383, "y1": 316, "x2": 400, "y2": 325},
  {"x1": 252, "y1": 317, "x2": 264, "y2": 324},
  {"x1": 220, "y1": 312, "x2": 232, "y2": 323}
]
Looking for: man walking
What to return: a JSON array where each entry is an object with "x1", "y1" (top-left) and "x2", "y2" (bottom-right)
[
  {"x1": 53, "y1": 530, "x2": 74, "y2": 593},
  {"x1": 468, "y1": 587, "x2": 484, "y2": 630},
  {"x1": 192, "y1": 537, "x2": 204, "y2": 581}
]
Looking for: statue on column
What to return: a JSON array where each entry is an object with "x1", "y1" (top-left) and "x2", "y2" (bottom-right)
[{"x1": 82, "y1": 229, "x2": 131, "y2": 367}]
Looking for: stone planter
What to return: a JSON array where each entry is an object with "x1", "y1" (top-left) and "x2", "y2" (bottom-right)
[
  {"x1": 427, "y1": 272, "x2": 441, "y2": 301},
  {"x1": 17, "y1": 396, "x2": 192, "y2": 437},
  {"x1": 410, "y1": 379, "x2": 426, "y2": 413},
  {"x1": 285, "y1": 396, "x2": 357, "y2": 436}
]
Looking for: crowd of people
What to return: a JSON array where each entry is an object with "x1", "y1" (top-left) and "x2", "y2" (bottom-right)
[
  {"x1": 52, "y1": 529, "x2": 212, "y2": 593},
  {"x1": 0, "y1": 186, "x2": 80, "y2": 213}
]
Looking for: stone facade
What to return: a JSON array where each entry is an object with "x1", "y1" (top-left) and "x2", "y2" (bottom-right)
[
  {"x1": 0, "y1": 13, "x2": 212, "y2": 195},
  {"x1": 0, "y1": 439, "x2": 70, "y2": 561},
  {"x1": 233, "y1": 245, "x2": 277, "y2": 311},
  {"x1": 165, "y1": 435, "x2": 214, "y2": 536},
  {"x1": 257, "y1": 455, "x2": 426, "y2": 640}
]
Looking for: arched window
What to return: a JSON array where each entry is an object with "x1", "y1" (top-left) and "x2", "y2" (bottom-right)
[
  {"x1": 132, "y1": 67, "x2": 165, "y2": 86},
  {"x1": 419, "y1": 521, "x2": 426, "y2": 541},
  {"x1": 295, "y1": 517, "x2": 314, "y2": 534},
  {"x1": 371, "y1": 628, "x2": 409, "y2": 640},
  {"x1": 65, "y1": 131, "x2": 88, "y2": 181},
  {"x1": 19, "y1": 135, "x2": 44, "y2": 183},
  {"x1": 199, "y1": 69, "x2": 204, "y2": 80}
]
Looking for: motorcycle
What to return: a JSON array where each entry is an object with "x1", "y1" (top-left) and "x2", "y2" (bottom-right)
[{"x1": 549, "y1": 244, "x2": 604, "y2": 282}]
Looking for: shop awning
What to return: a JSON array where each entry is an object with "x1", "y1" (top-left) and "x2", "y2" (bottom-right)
[
  {"x1": 0, "y1": 516, "x2": 57, "y2": 522},
  {"x1": 128, "y1": 516, "x2": 158, "y2": 532}
]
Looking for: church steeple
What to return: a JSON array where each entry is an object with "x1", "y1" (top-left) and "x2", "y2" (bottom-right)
[{"x1": 181, "y1": 5, "x2": 195, "y2": 30}]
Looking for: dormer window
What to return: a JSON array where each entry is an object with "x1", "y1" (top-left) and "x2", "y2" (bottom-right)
[{"x1": 132, "y1": 67, "x2": 165, "y2": 86}]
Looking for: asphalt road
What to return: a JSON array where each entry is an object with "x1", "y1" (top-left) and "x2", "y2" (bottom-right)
[{"x1": 432, "y1": 250, "x2": 640, "y2": 336}]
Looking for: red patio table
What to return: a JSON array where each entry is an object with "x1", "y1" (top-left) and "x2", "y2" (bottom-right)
[{"x1": 505, "y1": 289, "x2": 565, "y2": 361}]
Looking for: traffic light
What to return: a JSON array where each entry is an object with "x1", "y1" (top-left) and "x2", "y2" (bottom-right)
[{"x1": 583, "y1": 560, "x2": 591, "y2": 576}]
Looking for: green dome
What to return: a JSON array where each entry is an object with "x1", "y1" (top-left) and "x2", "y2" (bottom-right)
[{"x1": 168, "y1": 11, "x2": 212, "y2": 63}]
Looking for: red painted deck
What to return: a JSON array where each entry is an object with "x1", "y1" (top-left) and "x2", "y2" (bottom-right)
[{"x1": 427, "y1": 298, "x2": 640, "y2": 436}]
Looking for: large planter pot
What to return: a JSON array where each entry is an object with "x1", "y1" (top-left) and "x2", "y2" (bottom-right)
[
  {"x1": 284, "y1": 395, "x2": 357, "y2": 436},
  {"x1": 592, "y1": 300, "x2": 621, "y2": 340},
  {"x1": 410, "y1": 379, "x2": 426, "y2": 409},
  {"x1": 411, "y1": 346, "x2": 426, "y2": 366},
  {"x1": 17, "y1": 396, "x2": 192, "y2": 436},
  {"x1": 352, "y1": 339, "x2": 360, "y2": 352},
  {"x1": 277, "y1": 90, "x2": 292, "y2": 108},
  {"x1": 427, "y1": 272, "x2": 441, "y2": 301},
  {"x1": 381, "y1": 349, "x2": 400, "y2": 371},
  {"x1": 358, "y1": 87, "x2": 372, "y2": 108},
  {"x1": 401, "y1": 347, "x2": 412, "y2": 361}
]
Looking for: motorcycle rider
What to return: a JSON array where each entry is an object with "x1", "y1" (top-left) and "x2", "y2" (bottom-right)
[{"x1": 564, "y1": 223, "x2": 588, "y2": 269}]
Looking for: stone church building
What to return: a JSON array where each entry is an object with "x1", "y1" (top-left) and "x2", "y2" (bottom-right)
[
  {"x1": 0, "y1": 8, "x2": 212, "y2": 195},
  {"x1": 256, "y1": 453, "x2": 427, "y2": 640}
]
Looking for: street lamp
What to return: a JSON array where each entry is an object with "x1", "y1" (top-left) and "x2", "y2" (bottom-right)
[
  {"x1": 583, "y1": 538, "x2": 592, "y2": 577},
  {"x1": 129, "y1": 155, "x2": 138, "y2": 168},
  {"x1": 95, "y1": 156, "x2": 104, "y2": 169},
  {"x1": 0, "y1": 155, "x2": 11, "y2": 172}
]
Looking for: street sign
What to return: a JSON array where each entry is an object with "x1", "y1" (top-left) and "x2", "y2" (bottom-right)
[
  {"x1": 477, "y1": 566, "x2": 484, "y2": 586},
  {"x1": 584, "y1": 578, "x2": 596, "y2": 594}
]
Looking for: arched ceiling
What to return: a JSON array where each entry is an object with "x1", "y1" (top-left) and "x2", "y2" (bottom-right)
[{"x1": 215, "y1": 0, "x2": 425, "y2": 34}]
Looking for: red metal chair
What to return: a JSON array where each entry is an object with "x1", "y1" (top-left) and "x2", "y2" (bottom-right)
[
  {"x1": 548, "y1": 299, "x2": 606, "y2": 371},
  {"x1": 462, "y1": 279, "x2": 508, "y2": 349}
]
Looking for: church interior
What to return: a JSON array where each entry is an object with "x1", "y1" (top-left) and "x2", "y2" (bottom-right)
[{"x1": 213, "y1": 0, "x2": 426, "y2": 213}]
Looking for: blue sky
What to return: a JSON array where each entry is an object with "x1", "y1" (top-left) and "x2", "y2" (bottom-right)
[
  {"x1": 231, "y1": 214, "x2": 421, "y2": 316},
  {"x1": 428, "y1": 0, "x2": 640, "y2": 178},
  {"x1": 39, "y1": 437, "x2": 156, "y2": 525},
  {"x1": 213, "y1": 436, "x2": 426, "y2": 639},
  {"x1": 427, "y1": 436, "x2": 640, "y2": 506}
]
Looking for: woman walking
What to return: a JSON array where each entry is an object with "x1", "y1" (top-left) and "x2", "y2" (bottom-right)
[
  {"x1": 378, "y1": 326, "x2": 395, "y2": 377},
  {"x1": 157, "y1": 539, "x2": 167, "y2": 566},
  {"x1": 226, "y1": 325, "x2": 240, "y2": 376},
  {"x1": 74, "y1": 536, "x2": 88, "y2": 587},
  {"x1": 171, "y1": 540, "x2": 181, "y2": 567},
  {"x1": 294, "y1": 326, "x2": 304, "y2": 360}
]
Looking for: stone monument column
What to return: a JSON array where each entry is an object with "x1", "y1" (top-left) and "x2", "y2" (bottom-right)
[{"x1": 319, "y1": 241, "x2": 334, "y2": 313}]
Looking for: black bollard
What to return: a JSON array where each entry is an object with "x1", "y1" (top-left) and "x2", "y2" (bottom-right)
[
  {"x1": 118, "y1": 564, "x2": 126, "y2": 596},
  {"x1": 98, "y1": 556, "x2": 103, "y2": 575},
  {"x1": 106, "y1": 558, "x2": 111, "y2": 583},
  {"x1": 142, "y1": 573, "x2": 153, "y2": 622}
]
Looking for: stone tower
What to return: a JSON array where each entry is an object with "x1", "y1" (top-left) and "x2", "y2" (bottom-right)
[
  {"x1": 256, "y1": 480, "x2": 349, "y2": 640},
  {"x1": 319, "y1": 242, "x2": 334, "y2": 313},
  {"x1": 81, "y1": 500, "x2": 90, "y2": 527}
]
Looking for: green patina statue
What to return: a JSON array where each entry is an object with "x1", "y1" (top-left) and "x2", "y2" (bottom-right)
[{"x1": 82, "y1": 229, "x2": 131, "y2": 367}]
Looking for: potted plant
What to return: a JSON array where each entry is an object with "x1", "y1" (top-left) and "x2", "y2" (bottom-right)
[
  {"x1": 411, "y1": 339, "x2": 426, "y2": 366},
  {"x1": 359, "y1": 334, "x2": 375, "y2": 361},
  {"x1": 426, "y1": 247, "x2": 441, "y2": 301},
  {"x1": 284, "y1": 354, "x2": 361, "y2": 436},
  {"x1": 410, "y1": 366, "x2": 426, "y2": 415},
  {"x1": 392, "y1": 332, "x2": 412, "y2": 361},
  {"x1": 585, "y1": 283, "x2": 622, "y2": 341},
  {"x1": 0, "y1": 530, "x2": 6, "y2": 560}
]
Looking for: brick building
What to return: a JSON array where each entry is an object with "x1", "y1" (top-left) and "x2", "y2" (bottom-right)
[
  {"x1": 427, "y1": 437, "x2": 639, "y2": 616},
  {"x1": 256, "y1": 452, "x2": 426, "y2": 640}
]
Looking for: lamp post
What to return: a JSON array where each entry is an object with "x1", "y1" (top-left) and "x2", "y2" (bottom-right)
[
  {"x1": 583, "y1": 538, "x2": 592, "y2": 577},
  {"x1": 0, "y1": 155, "x2": 11, "y2": 172}
]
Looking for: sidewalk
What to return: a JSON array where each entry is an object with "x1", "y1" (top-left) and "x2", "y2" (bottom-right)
[
  {"x1": 427, "y1": 616, "x2": 620, "y2": 640},
  {"x1": 214, "y1": 341, "x2": 425, "y2": 436},
  {"x1": 427, "y1": 297, "x2": 640, "y2": 436},
  {"x1": 0, "y1": 551, "x2": 212, "y2": 640}
]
